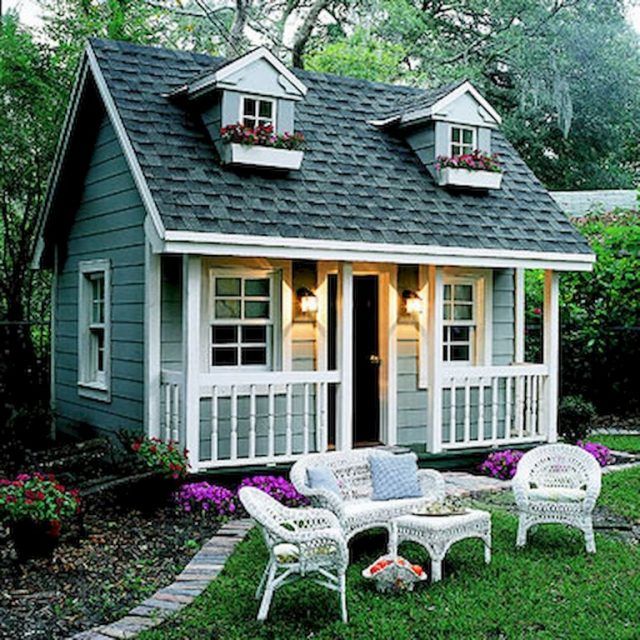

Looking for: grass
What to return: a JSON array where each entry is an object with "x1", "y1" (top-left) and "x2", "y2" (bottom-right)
[
  {"x1": 590, "y1": 434, "x2": 640, "y2": 454},
  {"x1": 140, "y1": 508, "x2": 640, "y2": 640},
  {"x1": 600, "y1": 466, "x2": 640, "y2": 522}
]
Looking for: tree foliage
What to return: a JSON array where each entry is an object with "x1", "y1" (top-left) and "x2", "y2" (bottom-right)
[{"x1": 525, "y1": 208, "x2": 640, "y2": 414}]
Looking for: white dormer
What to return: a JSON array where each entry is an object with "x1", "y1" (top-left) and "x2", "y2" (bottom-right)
[
  {"x1": 374, "y1": 81, "x2": 503, "y2": 190},
  {"x1": 175, "y1": 47, "x2": 308, "y2": 170}
]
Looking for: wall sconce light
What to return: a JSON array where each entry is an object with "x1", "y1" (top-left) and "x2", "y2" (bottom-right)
[
  {"x1": 403, "y1": 289, "x2": 422, "y2": 315},
  {"x1": 297, "y1": 287, "x2": 318, "y2": 314}
]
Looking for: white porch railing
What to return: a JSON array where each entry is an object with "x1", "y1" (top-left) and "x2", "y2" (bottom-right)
[
  {"x1": 161, "y1": 369, "x2": 340, "y2": 470},
  {"x1": 440, "y1": 364, "x2": 549, "y2": 450}
]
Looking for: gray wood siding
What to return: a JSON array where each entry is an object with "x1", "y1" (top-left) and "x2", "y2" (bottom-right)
[
  {"x1": 493, "y1": 269, "x2": 515, "y2": 365},
  {"x1": 161, "y1": 256, "x2": 183, "y2": 370},
  {"x1": 55, "y1": 115, "x2": 146, "y2": 435}
]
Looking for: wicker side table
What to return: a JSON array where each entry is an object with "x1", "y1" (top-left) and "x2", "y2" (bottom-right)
[{"x1": 389, "y1": 509, "x2": 492, "y2": 583}]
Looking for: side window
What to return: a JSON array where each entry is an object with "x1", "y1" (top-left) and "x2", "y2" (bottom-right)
[
  {"x1": 241, "y1": 96, "x2": 275, "y2": 129},
  {"x1": 442, "y1": 281, "x2": 475, "y2": 364},
  {"x1": 450, "y1": 125, "x2": 475, "y2": 156},
  {"x1": 78, "y1": 260, "x2": 111, "y2": 399},
  {"x1": 210, "y1": 274, "x2": 275, "y2": 369}
]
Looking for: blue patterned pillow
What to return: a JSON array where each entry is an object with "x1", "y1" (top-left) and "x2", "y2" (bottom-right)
[
  {"x1": 307, "y1": 466, "x2": 341, "y2": 496},
  {"x1": 370, "y1": 453, "x2": 422, "y2": 501}
]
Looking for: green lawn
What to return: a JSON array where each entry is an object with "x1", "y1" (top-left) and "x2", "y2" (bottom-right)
[
  {"x1": 140, "y1": 508, "x2": 640, "y2": 640},
  {"x1": 599, "y1": 466, "x2": 640, "y2": 522},
  {"x1": 590, "y1": 434, "x2": 640, "y2": 454}
]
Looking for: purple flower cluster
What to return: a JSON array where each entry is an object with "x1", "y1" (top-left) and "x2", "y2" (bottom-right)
[
  {"x1": 174, "y1": 482, "x2": 237, "y2": 517},
  {"x1": 479, "y1": 449, "x2": 524, "y2": 480},
  {"x1": 436, "y1": 150, "x2": 502, "y2": 173},
  {"x1": 238, "y1": 475, "x2": 309, "y2": 508},
  {"x1": 578, "y1": 441, "x2": 612, "y2": 467}
]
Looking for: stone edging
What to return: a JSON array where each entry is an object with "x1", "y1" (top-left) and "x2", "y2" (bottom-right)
[{"x1": 69, "y1": 519, "x2": 253, "y2": 640}]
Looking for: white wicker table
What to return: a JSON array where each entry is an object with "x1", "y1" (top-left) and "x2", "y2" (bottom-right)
[{"x1": 388, "y1": 509, "x2": 492, "y2": 583}]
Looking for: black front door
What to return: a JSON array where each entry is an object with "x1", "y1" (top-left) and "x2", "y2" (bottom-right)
[{"x1": 353, "y1": 275, "x2": 380, "y2": 445}]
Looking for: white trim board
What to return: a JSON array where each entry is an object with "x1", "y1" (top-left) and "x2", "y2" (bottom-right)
[{"x1": 161, "y1": 231, "x2": 595, "y2": 272}]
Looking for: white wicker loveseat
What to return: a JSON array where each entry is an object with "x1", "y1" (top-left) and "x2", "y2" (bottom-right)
[{"x1": 290, "y1": 448, "x2": 445, "y2": 541}]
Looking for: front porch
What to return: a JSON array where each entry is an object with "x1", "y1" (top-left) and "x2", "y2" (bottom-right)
[{"x1": 148, "y1": 257, "x2": 560, "y2": 473}]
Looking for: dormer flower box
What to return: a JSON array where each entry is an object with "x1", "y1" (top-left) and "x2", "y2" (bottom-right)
[
  {"x1": 436, "y1": 151, "x2": 503, "y2": 190},
  {"x1": 220, "y1": 123, "x2": 304, "y2": 170}
]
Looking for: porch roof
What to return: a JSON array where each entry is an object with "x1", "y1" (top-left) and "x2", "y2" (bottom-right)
[{"x1": 76, "y1": 40, "x2": 593, "y2": 258}]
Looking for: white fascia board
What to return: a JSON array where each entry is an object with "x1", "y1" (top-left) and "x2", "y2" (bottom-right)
[
  {"x1": 33, "y1": 58, "x2": 90, "y2": 269},
  {"x1": 86, "y1": 44, "x2": 166, "y2": 243},
  {"x1": 161, "y1": 230, "x2": 595, "y2": 272},
  {"x1": 188, "y1": 47, "x2": 308, "y2": 98}
]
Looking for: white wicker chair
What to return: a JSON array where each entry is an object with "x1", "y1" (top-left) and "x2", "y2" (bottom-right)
[
  {"x1": 238, "y1": 486, "x2": 349, "y2": 622},
  {"x1": 512, "y1": 444, "x2": 602, "y2": 553},
  {"x1": 290, "y1": 448, "x2": 445, "y2": 542}
]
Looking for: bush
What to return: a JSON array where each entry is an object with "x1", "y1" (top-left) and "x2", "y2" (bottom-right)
[
  {"x1": 238, "y1": 475, "x2": 309, "y2": 508},
  {"x1": 479, "y1": 450, "x2": 524, "y2": 480},
  {"x1": 559, "y1": 395, "x2": 596, "y2": 444},
  {"x1": 174, "y1": 482, "x2": 237, "y2": 517}
]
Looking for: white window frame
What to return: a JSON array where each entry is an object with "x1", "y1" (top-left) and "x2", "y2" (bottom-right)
[
  {"x1": 449, "y1": 124, "x2": 476, "y2": 156},
  {"x1": 208, "y1": 269, "x2": 282, "y2": 372},
  {"x1": 442, "y1": 277, "x2": 477, "y2": 366},
  {"x1": 418, "y1": 267, "x2": 492, "y2": 387},
  {"x1": 240, "y1": 95, "x2": 276, "y2": 129},
  {"x1": 78, "y1": 259, "x2": 111, "y2": 402}
]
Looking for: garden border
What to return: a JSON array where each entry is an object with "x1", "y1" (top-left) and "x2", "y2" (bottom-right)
[{"x1": 68, "y1": 518, "x2": 253, "y2": 640}]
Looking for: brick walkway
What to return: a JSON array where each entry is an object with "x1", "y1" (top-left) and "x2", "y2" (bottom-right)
[{"x1": 70, "y1": 519, "x2": 253, "y2": 640}]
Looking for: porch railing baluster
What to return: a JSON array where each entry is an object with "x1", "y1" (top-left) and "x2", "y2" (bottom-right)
[
  {"x1": 268, "y1": 384, "x2": 275, "y2": 458},
  {"x1": 249, "y1": 384, "x2": 257, "y2": 459},
  {"x1": 211, "y1": 385, "x2": 218, "y2": 461},
  {"x1": 463, "y1": 378, "x2": 471, "y2": 445},
  {"x1": 285, "y1": 383, "x2": 293, "y2": 456},
  {"x1": 230, "y1": 385, "x2": 238, "y2": 461},
  {"x1": 303, "y1": 383, "x2": 310, "y2": 455}
]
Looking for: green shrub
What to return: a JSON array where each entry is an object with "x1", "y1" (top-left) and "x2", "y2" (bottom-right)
[{"x1": 558, "y1": 395, "x2": 596, "y2": 443}]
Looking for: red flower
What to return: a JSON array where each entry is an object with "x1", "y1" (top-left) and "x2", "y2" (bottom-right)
[{"x1": 132, "y1": 442, "x2": 141, "y2": 452}]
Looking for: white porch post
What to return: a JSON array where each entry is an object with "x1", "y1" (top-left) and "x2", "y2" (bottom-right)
[
  {"x1": 336, "y1": 262, "x2": 353, "y2": 451},
  {"x1": 543, "y1": 269, "x2": 560, "y2": 443},
  {"x1": 182, "y1": 255, "x2": 202, "y2": 468},
  {"x1": 144, "y1": 242, "x2": 162, "y2": 438},
  {"x1": 514, "y1": 268, "x2": 525, "y2": 363},
  {"x1": 426, "y1": 265, "x2": 444, "y2": 453}
]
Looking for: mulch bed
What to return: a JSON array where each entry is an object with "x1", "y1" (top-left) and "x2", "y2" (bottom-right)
[{"x1": 0, "y1": 490, "x2": 225, "y2": 640}]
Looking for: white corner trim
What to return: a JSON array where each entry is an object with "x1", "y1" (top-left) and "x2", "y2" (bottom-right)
[
  {"x1": 189, "y1": 47, "x2": 308, "y2": 98},
  {"x1": 160, "y1": 230, "x2": 595, "y2": 272},
  {"x1": 86, "y1": 44, "x2": 166, "y2": 244}
]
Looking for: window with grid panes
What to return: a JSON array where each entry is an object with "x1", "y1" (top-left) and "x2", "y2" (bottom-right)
[
  {"x1": 442, "y1": 281, "x2": 475, "y2": 363},
  {"x1": 450, "y1": 126, "x2": 475, "y2": 156},
  {"x1": 241, "y1": 96, "x2": 275, "y2": 129},
  {"x1": 210, "y1": 275, "x2": 274, "y2": 368}
]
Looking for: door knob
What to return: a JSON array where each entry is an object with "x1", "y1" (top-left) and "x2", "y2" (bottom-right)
[{"x1": 369, "y1": 354, "x2": 381, "y2": 366}]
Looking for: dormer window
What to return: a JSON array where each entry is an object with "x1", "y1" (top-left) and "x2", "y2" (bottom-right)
[
  {"x1": 450, "y1": 125, "x2": 475, "y2": 156},
  {"x1": 241, "y1": 96, "x2": 275, "y2": 129}
]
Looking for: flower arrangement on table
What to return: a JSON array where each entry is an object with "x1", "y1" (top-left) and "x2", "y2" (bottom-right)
[
  {"x1": 130, "y1": 436, "x2": 189, "y2": 479},
  {"x1": 0, "y1": 473, "x2": 80, "y2": 560},
  {"x1": 479, "y1": 449, "x2": 524, "y2": 480},
  {"x1": 220, "y1": 123, "x2": 305, "y2": 150},
  {"x1": 363, "y1": 555, "x2": 427, "y2": 593},
  {"x1": 436, "y1": 150, "x2": 502, "y2": 173}
]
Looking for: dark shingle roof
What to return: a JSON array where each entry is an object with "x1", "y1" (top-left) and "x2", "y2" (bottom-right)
[
  {"x1": 374, "y1": 78, "x2": 468, "y2": 123},
  {"x1": 89, "y1": 39, "x2": 591, "y2": 255}
]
